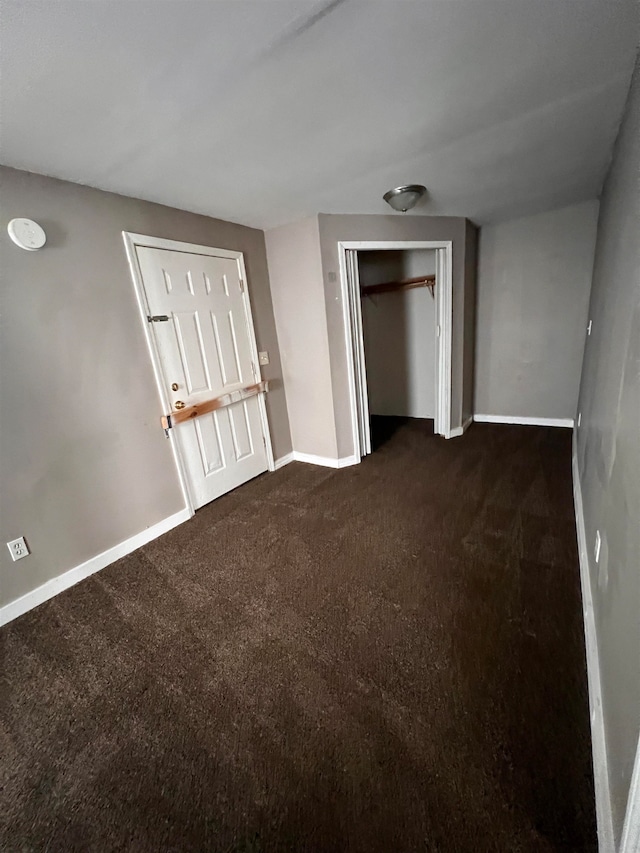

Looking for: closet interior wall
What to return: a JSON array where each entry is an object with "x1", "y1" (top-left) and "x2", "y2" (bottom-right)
[{"x1": 358, "y1": 249, "x2": 437, "y2": 420}]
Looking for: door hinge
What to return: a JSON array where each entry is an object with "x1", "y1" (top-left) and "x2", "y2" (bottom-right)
[
  {"x1": 147, "y1": 314, "x2": 170, "y2": 323},
  {"x1": 239, "y1": 279, "x2": 245, "y2": 293}
]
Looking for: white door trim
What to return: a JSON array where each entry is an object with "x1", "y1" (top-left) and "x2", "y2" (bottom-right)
[
  {"x1": 435, "y1": 243, "x2": 453, "y2": 439},
  {"x1": 122, "y1": 232, "x2": 274, "y2": 518},
  {"x1": 620, "y1": 733, "x2": 640, "y2": 853},
  {"x1": 338, "y1": 240, "x2": 453, "y2": 458}
]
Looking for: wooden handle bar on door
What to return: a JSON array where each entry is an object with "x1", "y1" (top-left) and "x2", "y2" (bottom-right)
[{"x1": 161, "y1": 380, "x2": 269, "y2": 430}]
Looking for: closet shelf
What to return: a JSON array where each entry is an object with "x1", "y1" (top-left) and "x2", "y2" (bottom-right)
[{"x1": 360, "y1": 274, "x2": 436, "y2": 297}]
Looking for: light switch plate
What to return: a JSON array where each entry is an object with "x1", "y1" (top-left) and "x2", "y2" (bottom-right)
[{"x1": 258, "y1": 351, "x2": 269, "y2": 365}]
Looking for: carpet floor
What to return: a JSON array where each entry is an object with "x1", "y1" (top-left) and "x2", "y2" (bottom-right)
[{"x1": 1, "y1": 418, "x2": 596, "y2": 852}]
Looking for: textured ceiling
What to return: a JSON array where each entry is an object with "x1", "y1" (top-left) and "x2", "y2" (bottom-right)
[{"x1": 0, "y1": 0, "x2": 637, "y2": 229}]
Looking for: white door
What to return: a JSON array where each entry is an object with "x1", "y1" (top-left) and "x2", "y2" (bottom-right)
[
  {"x1": 135, "y1": 245, "x2": 269, "y2": 510},
  {"x1": 346, "y1": 250, "x2": 371, "y2": 456}
]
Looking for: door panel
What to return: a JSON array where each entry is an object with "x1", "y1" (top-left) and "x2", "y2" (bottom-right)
[
  {"x1": 174, "y1": 311, "x2": 212, "y2": 394},
  {"x1": 194, "y1": 411, "x2": 225, "y2": 475},
  {"x1": 136, "y1": 246, "x2": 268, "y2": 509}
]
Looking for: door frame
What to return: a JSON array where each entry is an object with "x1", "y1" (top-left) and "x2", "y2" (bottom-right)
[
  {"x1": 338, "y1": 240, "x2": 454, "y2": 457},
  {"x1": 122, "y1": 231, "x2": 275, "y2": 517}
]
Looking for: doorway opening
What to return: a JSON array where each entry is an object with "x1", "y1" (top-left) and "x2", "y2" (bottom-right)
[{"x1": 339, "y1": 240, "x2": 453, "y2": 459}]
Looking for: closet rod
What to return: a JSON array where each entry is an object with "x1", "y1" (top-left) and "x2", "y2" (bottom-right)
[{"x1": 360, "y1": 274, "x2": 435, "y2": 297}]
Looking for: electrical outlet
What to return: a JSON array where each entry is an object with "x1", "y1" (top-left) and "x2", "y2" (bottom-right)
[
  {"x1": 258, "y1": 351, "x2": 269, "y2": 365},
  {"x1": 7, "y1": 537, "x2": 30, "y2": 562},
  {"x1": 594, "y1": 530, "x2": 601, "y2": 563}
]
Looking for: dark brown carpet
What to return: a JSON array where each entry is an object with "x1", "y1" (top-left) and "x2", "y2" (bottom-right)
[{"x1": 1, "y1": 419, "x2": 596, "y2": 852}]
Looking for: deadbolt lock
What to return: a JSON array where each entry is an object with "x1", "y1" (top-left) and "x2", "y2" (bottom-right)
[
  {"x1": 174, "y1": 400, "x2": 186, "y2": 409},
  {"x1": 171, "y1": 383, "x2": 179, "y2": 391}
]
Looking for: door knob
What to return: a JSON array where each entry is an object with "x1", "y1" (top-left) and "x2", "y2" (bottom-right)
[
  {"x1": 171, "y1": 383, "x2": 179, "y2": 391},
  {"x1": 174, "y1": 400, "x2": 186, "y2": 409}
]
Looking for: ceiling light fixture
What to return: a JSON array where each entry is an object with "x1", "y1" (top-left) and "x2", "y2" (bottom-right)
[{"x1": 383, "y1": 184, "x2": 427, "y2": 213}]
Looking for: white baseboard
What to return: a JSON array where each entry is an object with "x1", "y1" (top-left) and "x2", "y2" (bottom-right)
[
  {"x1": 291, "y1": 451, "x2": 359, "y2": 469},
  {"x1": 0, "y1": 508, "x2": 191, "y2": 627},
  {"x1": 474, "y1": 414, "x2": 574, "y2": 428},
  {"x1": 572, "y1": 438, "x2": 615, "y2": 853},
  {"x1": 273, "y1": 452, "x2": 294, "y2": 470},
  {"x1": 292, "y1": 451, "x2": 340, "y2": 467},
  {"x1": 448, "y1": 416, "x2": 473, "y2": 438},
  {"x1": 336, "y1": 454, "x2": 360, "y2": 468}
]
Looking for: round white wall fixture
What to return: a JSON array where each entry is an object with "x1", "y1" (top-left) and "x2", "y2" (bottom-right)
[{"x1": 7, "y1": 218, "x2": 47, "y2": 251}]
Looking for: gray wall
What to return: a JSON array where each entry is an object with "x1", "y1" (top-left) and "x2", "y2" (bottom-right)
[
  {"x1": 265, "y1": 217, "x2": 337, "y2": 459},
  {"x1": 317, "y1": 214, "x2": 476, "y2": 457},
  {"x1": 576, "y1": 60, "x2": 640, "y2": 846},
  {"x1": 475, "y1": 200, "x2": 599, "y2": 420},
  {"x1": 360, "y1": 250, "x2": 437, "y2": 419},
  {"x1": 0, "y1": 167, "x2": 291, "y2": 608},
  {"x1": 463, "y1": 221, "x2": 478, "y2": 424}
]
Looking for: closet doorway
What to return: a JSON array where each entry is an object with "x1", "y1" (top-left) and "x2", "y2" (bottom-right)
[{"x1": 339, "y1": 240, "x2": 453, "y2": 458}]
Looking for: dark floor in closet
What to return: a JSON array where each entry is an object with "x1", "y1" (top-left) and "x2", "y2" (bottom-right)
[{"x1": 1, "y1": 418, "x2": 596, "y2": 852}]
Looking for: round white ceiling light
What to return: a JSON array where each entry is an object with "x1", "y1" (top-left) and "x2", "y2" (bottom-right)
[
  {"x1": 383, "y1": 185, "x2": 427, "y2": 212},
  {"x1": 7, "y1": 218, "x2": 47, "y2": 251}
]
